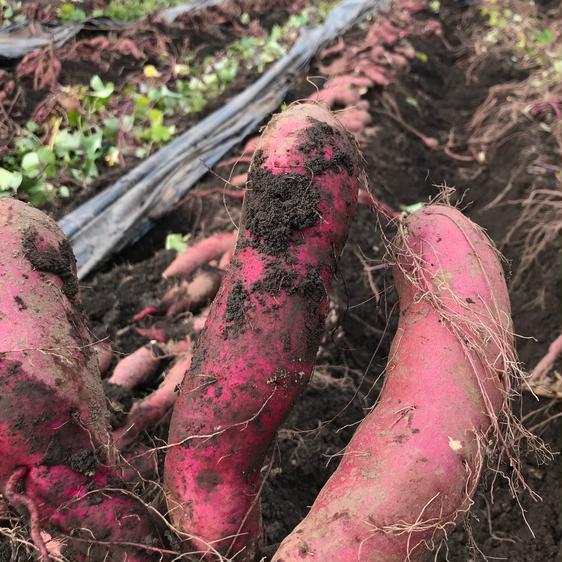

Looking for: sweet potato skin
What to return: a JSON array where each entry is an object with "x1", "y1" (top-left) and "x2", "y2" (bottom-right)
[
  {"x1": 0, "y1": 199, "x2": 158, "y2": 562},
  {"x1": 164, "y1": 103, "x2": 361, "y2": 558},
  {"x1": 272, "y1": 205, "x2": 513, "y2": 562}
]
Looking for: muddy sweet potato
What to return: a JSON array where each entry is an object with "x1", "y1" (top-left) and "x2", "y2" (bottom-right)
[
  {"x1": 164, "y1": 103, "x2": 362, "y2": 559},
  {"x1": 272, "y1": 204, "x2": 520, "y2": 562},
  {"x1": 0, "y1": 199, "x2": 159, "y2": 562}
]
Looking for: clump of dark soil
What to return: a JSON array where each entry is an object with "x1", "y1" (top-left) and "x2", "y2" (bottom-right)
[
  {"x1": 243, "y1": 149, "x2": 321, "y2": 255},
  {"x1": 80, "y1": 249, "x2": 176, "y2": 354},
  {"x1": 22, "y1": 228, "x2": 79, "y2": 303},
  {"x1": 223, "y1": 279, "x2": 252, "y2": 335}
]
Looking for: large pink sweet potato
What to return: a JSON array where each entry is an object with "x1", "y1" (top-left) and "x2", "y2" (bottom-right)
[
  {"x1": 0, "y1": 199, "x2": 159, "y2": 561},
  {"x1": 273, "y1": 205, "x2": 518, "y2": 561},
  {"x1": 164, "y1": 103, "x2": 362, "y2": 559}
]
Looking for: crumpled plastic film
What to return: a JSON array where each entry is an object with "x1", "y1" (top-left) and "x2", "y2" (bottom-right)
[{"x1": 58, "y1": 0, "x2": 389, "y2": 278}]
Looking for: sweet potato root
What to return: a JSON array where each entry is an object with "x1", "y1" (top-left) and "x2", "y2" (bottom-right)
[
  {"x1": 106, "y1": 338, "x2": 192, "y2": 417},
  {"x1": 0, "y1": 199, "x2": 159, "y2": 561},
  {"x1": 273, "y1": 205, "x2": 521, "y2": 562},
  {"x1": 164, "y1": 103, "x2": 362, "y2": 559}
]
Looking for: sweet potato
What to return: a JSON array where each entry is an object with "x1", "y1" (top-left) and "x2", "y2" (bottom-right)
[
  {"x1": 134, "y1": 325, "x2": 169, "y2": 342},
  {"x1": 308, "y1": 75, "x2": 372, "y2": 108},
  {"x1": 162, "y1": 231, "x2": 237, "y2": 279},
  {"x1": 93, "y1": 340, "x2": 113, "y2": 374},
  {"x1": 0, "y1": 199, "x2": 159, "y2": 561},
  {"x1": 164, "y1": 103, "x2": 362, "y2": 559},
  {"x1": 114, "y1": 349, "x2": 193, "y2": 450},
  {"x1": 161, "y1": 267, "x2": 223, "y2": 318},
  {"x1": 218, "y1": 248, "x2": 234, "y2": 270},
  {"x1": 273, "y1": 205, "x2": 520, "y2": 562},
  {"x1": 107, "y1": 341, "x2": 165, "y2": 389}
]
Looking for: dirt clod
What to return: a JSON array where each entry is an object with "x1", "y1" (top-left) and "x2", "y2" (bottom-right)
[{"x1": 22, "y1": 228, "x2": 79, "y2": 303}]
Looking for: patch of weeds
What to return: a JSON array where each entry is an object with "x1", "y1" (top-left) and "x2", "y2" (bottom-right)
[
  {"x1": 57, "y1": 2, "x2": 86, "y2": 22},
  {"x1": 1, "y1": 2, "x2": 337, "y2": 205},
  {"x1": 0, "y1": 0, "x2": 24, "y2": 26}
]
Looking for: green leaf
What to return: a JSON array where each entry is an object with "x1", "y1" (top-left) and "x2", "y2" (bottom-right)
[
  {"x1": 15, "y1": 136, "x2": 37, "y2": 153},
  {"x1": 400, "y1": 202, "x2": 424, "y2": 214},
  {"x1": 27, "y1": 181, "x2": 54, "y2": 206},
  {"x1": 83, "y1": 132, "x2": 103, "y2": 160},
  {"x1": 55, "y1": 129, "x2": 82, "y2": 153},
  {"x1": 0, "y1": 168, "x2": 22, "y2": 192},
  {"x1": 25, "y1": 121, "x2": 40, "y2": 133},
  {"x1": 67, "y1": 110, "x2": 80, "y2": 127},
  {"x1": 147, "y1": 87, "x2": 163, "y2": 102},
  {"x1": 58, "y1": 3, "x2": 86, "y2": 21},
  {"x1": 405, "y1": 97, "x2": 419, "y2": 109},
  {"x1": 415, "y1": 51, "x2": 428, "y2": 63},
  {"x1": 148, "y1": 109, "x2": 164, "y2": 127},
  {"x1": 103, "y1": 117, "x2": 119, "y2": 136},
  {"x1": 89, "y1": 75, "x2": 114, "y2": 98},
  {"x1": 21, "y1": 151, "x2": 40, "y2": 174},
  {"x1": 82, "y1": 159, "x2": 98, "y2": 178},
  {"x1": 159, "y1": 85, "x2": 182, "y2": 99},
  {"x1": 165, "y1": 233, "x2": 190, "y2": 253},
  {"x1": 59, "y1": 185, "x2": 71, "y2": 198},
  {"x1": 122, "y1": 114, "x2": 135, "y2": 131},
  {"x1": 215, "y1": 59, "x2": 238, "y2": 83},
  {"x1": 134, "y1": 94, "x2": 150, "y2": 112},
  {"x1": 150, "y1": 123, "x2": 173, "y2": 143},
  {"x1": 37, "y1": 146, "x2": 55, "y2": 165},
  {"x1": 21, "y1": 152, "x2": 39, "y2": 172},
  {"x1": 536, "y1": 29, "x2": 553, "y2": 46}
]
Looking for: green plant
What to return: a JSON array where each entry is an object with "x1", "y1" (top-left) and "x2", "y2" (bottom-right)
[
  {"x1": 165, "y1": 233, "x2": 190, "y2": 252},
  {"x1": 0, "y1": 0, "x2": 24, "y2": 26},
  {"x1": 57, "y1": 2, "x2": 86, "y2": 22}
]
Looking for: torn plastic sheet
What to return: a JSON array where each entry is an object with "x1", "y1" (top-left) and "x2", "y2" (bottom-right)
[
  {"x1": 0, "y1": 1, "x2": 223, "y2": 59},
  {"x1": 59, "y1": 0, "x2": 389, "y2": 279}
]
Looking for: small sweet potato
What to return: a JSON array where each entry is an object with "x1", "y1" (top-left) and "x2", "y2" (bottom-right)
[
  {"x1": 114, "y1": 349, "x2": 193, "y2": 450},
  {"x1": 162, "y1": 231, "x2": 237, "y2": 279}
]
